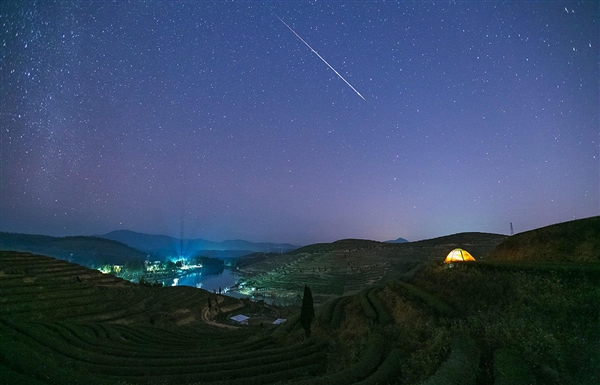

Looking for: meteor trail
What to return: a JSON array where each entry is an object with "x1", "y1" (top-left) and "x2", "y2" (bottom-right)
[{"x1": 269, "y1": 9, "x2": 366, "y2": 101}]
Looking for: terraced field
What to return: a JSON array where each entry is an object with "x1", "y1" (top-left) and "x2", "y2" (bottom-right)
[
  {"x1": 2, "y1": 216, "x2": 598, "y2": 385},
  {"x1": 237, "y1": 249, "x2": 391, "y2": 303},
  {"x1": 234, "y1": 233, "x2": 506, "y2": 304},
  {"x1": 0, "y1": 251, "x2": 325, "y2": 384},
  {"x1": 0, "y1": 250, "x2": 459, "y2": 385},
  {"x1": 2, "y1": 251, "x2": 421, "y2": 385}
]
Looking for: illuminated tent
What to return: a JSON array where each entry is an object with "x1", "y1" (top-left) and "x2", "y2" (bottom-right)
[{"x1": 444, "y1": 248, "x2": 476, "y2": 263}]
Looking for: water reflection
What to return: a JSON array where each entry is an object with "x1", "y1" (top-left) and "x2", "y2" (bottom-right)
[{"x1": 165, "y1": 268, "x2": 238, "y2": 293}]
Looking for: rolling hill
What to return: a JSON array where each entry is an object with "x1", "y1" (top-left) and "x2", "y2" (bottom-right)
[
  {"x1": 0, "y1": 232, "x2": 148, "y2": 267},
  {"x1": 488, "y1": 216, "x2": 600, "y2": 263},
  {"x1": 100, "y1": 229, "x2": 299, "y2": 258},
  {"x1": 2, "y1": 213, "x2": 598, "y2": 385},
  {"x1": 232, "y1": 232, "x2": 507, "y2": 305}
]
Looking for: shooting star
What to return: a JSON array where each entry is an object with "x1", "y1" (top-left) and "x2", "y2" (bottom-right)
[{"x1": 269, "y1": 9, "x2": 366, "y2": 101}]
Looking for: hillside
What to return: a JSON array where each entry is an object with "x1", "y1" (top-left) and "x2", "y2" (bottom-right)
[
  {"x1": 0, "y1": 232, "x2": 148, "y2": 267},
  {"x1": 232, "y1": 232, "x2": 507, "y2": 305},
  {"x1": 488, "y1": 216, "x2": 600, "y2": 263},
  {"x1": 101, "y1": 230, "x2": 298, "y2": 256},
  {"x1": 0, "y1": 251, "x2": 310, "y2": 384},
  {"x1": 2, "y1": 228, "x2": 598, "y2": 385}
]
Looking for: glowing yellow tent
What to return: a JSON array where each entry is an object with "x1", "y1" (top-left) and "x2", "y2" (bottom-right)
[{"x1": 444, "y1": 248, "x2": 476, "y2": 263}]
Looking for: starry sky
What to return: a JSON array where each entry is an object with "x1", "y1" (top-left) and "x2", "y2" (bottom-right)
[{"x1": 1, "y1": 1, "x2": 598, "y2": 245}]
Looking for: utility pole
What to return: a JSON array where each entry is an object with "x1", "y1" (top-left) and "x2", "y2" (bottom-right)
[{"x1": 510, "y1": 222, "x2": 514, "y2": 236}]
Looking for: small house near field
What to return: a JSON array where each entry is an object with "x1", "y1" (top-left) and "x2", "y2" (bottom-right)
[
  {"x1": 444, "y1": 248, "x2": 476, "y2": 263},
  {"x1": 230, "y1": 314, "x2": 249, "y2": 324}
]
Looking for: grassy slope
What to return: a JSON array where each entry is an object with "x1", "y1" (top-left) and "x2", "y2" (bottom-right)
[
  {"x1": 0, "y1": 251, "x2": 325, "y2": 385},
  {"x1": 305, "y1": 221, "x2": 599, "y2": 384},
  {"x1": 488, "y1": 216, "x2": 600, "y2": 263},
  {"x1": 2, "y1": 218, "x2": 598, "y2": 385},
  {"x1": 234, "y1": 232, "x2": 506, "y2": 305},
  {"x1": 408, "y1": 262, "x2": 599, "y2": 384}
]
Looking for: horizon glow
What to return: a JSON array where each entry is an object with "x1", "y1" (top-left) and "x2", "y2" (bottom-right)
[{"x1": 1, "y1": 1, "x2": 598, "y2": 245}]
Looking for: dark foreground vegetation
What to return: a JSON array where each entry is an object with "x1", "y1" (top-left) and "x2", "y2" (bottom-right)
[{"x1": 1, "y1": 216, "x2": 598, "y2": 384}]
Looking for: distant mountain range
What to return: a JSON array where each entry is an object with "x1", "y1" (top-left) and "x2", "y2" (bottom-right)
[
  {"x1": 0, "y1": 232, "x2": 147, "y2": 267},
  {"x1": 385, "y1": 237, "x2": 409, "y2": 243},
  {"x1": 0, "y1": 229, "x2": 410, "y2": 268},
  {"x1": 99, "y1": 230, "x2": 299, "y2": 257}
]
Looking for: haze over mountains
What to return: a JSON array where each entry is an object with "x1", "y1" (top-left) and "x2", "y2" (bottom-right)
[
  {"x1": 0, "y1": 230, "x2": 301, "y2": 267},
  {"x1": 0, "y1": 232, "x2": 147, "y2": 267},
  {"x1": 100, "y1": 230, "x2": 299, "y2": 256}
]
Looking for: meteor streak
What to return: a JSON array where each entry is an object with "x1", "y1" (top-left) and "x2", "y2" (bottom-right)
[{"x1": 269, "y1": 9, "x2": 366, "y2": 101}]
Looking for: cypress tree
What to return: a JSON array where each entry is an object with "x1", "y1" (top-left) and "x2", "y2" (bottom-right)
[{"x1": 300, "y1": 285, "x2": 315, "y2": 337}]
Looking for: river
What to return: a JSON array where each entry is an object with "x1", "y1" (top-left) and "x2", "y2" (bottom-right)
[{"x1": 163, "y1": 268, "x2": 239, "y2": 293}]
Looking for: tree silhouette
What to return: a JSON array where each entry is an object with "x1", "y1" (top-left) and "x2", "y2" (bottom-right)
[{"x1": 300, "y1": 285, "x2": 315, "y2": 337}]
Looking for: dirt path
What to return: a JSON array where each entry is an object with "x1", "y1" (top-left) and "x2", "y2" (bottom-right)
[{"x1": 200, "y1": 297, "x2": 245, "y2": 329}]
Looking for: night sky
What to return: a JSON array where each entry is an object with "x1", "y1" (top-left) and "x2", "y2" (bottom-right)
[{"x1": 1, "y1": 1, "x2": 598, "y2": 245}]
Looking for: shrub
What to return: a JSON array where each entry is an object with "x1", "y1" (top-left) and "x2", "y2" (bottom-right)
[
  {"x1": 120, "y1": 351, "x2": 327, "y2": 384},
  {"x1": 367, "y1": 288, "x2": 394, "y2": 325},
  {"x1": 300, "y1": 285, "x2": 315, "y2": 337},
  {"x1": 293, "y1": 333, "x2": 385, "y2": 385},
  {"x1": 493, "y1": 348, "x2": 537, "y2": 385},
  {"x1": 354, "y1": 348, "x2": 404, "y2": 385},
  {"x1": 419, "y1": 337, "x2": 480, "y2": 385},
  {"x1": 360, "y1": 288, "x2": 378, "y2": 321},
  {"x1": 394, "y1": 281, "x2": 456, "y2": 317},
  {"x1": 0, "y1": 364, "x2": 48, "y2": 385},
  {"x1": 0, "y1": 322, "x2": 114, "y2": 385},
  {"x1": 317, "y1": 296, "x2": 342, "y2": 325},
  {"x1": 204, "y1": 362, "x2": 323, "y2": 385},
  {"x1": 330, "y1": 296, "x2": 352, "y2": 329}
]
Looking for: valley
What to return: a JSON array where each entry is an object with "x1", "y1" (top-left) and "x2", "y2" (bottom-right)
[{"x1": 1, "y1": 217, "x2": 599, "y2": 384}]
